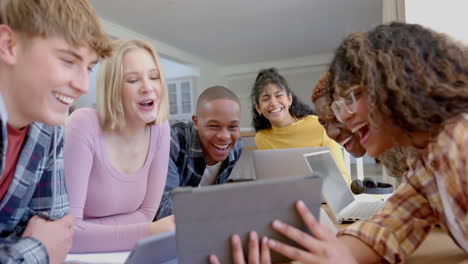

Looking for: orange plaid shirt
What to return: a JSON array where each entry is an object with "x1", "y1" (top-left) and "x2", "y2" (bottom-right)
[{"x1": 338, "y1": 114, "x2": 468, "y2": 263}]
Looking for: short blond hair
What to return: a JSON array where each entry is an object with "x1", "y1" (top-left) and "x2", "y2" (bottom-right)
[
  {"x1": 96, "y1": 39, "x2": 169, "y2": 130},
  {"x1": 0, "y1": 0, "x2": 112, "y2": 58}
]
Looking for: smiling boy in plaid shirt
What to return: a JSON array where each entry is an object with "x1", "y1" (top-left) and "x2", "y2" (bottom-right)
[{"x1": 0, "y1": 0, "x2": 112, "y2": 263}]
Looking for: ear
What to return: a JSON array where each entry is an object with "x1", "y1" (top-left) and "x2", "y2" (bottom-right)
[
  {"x1": 254, "y1": 103, "x2": 262, "y2": 115},
  {"x1": 0, "y1": 25, "x2": 18, "y2": 66},
  {"x1": 192, "y1": 115, "x2": 199, "y2": 129},
  {"x1": 287, "y1": 93, "x2": 293, "y2": 107}
]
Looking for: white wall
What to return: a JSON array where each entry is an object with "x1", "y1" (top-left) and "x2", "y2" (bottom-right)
[
  {"x1": 74, "y1": 64, "x2": 99, "y2": 109},
  {"x1": 405, "y1": 0, "x2": 468, "y2": 45},
  {"x1": 160, "y1": 58, "x2": 199, "y2": 80}
]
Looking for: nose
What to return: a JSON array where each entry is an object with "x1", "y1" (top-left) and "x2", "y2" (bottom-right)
[
  {"x1": 216, "y1": 127, "x2": 230, "y2": 141},
  {"x1": 70, "y1": 67, "x2": 90, "y2": 95},
  {"x1": 270, "y1": 96, "x2": 279, "y2": 105},
  {"x1": 339, "y1": 106, "x2": 355, "y2": 125},
  {"x1": 327, "y1": 122, "x2": 341, "y2": 140},
  {"x1": 140, "y1": 78, "x2": 153, "y2": 93}
]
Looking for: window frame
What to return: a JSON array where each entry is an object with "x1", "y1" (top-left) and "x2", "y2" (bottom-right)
[{"x1": 167, "y1": 77, "x2": 195, "y2": 121}]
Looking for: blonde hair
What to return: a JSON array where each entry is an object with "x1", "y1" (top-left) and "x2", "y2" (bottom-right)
[
  {"x1": 0, "y1": 0, "x2": 112, "y2": 58},
  {"x1": 96, "y1": 39, "x2": 169, "y2": 130}
]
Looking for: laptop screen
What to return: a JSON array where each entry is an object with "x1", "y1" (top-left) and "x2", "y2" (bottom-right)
[{"x1": 304, "y1": 151, "x2": 355, "y2": 215}]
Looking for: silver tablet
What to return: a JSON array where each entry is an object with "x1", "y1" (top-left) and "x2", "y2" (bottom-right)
[
  {"x1": 125, "y1": 230, "x2": 177, "y2": 264},
  {"x1": 173, "y1": 174, "x2": 322, "y2": 264}
]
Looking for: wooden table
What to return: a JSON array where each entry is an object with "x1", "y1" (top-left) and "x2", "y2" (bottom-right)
[
  {"x1": 407, "y1": 228, "x2": 465, "y2": 264},
  {"x1": 322, "y1": 205, "x2": 466, "y2": 264},
  {"x1": 335, "y1": 223, "x2": 466, "y2": 264}
]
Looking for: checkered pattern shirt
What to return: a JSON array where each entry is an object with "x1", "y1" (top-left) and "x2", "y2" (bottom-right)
[
  {"x1": 155, "y1": 121, "x2": 242, "y2": 219},
  {"x1": 0, "y1": 96, "x2": 69, "y2": 264},
  {"x1": 339, "y1": 114, "x2": 468, "y2": 263}
]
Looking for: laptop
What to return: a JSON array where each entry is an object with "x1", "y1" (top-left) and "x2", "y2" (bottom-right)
[
  {"x1": 125, "y1": 230, "x2": 178, "y2": 264},
  {"x1": 172, "y1": 175, "x2": 323, "y2": 264},
  {"x1": 253, "y1": 147, "x2": 330, "y2": 180},
  {"x1": 303, "y1": 150, "x2": 385, "y2": 223}
]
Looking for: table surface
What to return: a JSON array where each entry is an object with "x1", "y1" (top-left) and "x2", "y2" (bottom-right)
[
  {"x1": 66, "y1": 227, "x2": 465, "y2": 264},
  {"x1": 406, "y1": 228, "x2": 465, "y2": 264},
  {"x1": 322, "y1": 204, "x2": 465, "y2": 264},
  {"x1": 66, "y1": 207, "x2": 466, "y2": 264}
]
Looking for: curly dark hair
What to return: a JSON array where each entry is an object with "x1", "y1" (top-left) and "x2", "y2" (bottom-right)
[
  {"x1": 329, "y1": 22, "x2": 468, "y2": 144},
  {"x1": 250, "y1": 68, "x2": 314, "y2": 131}
]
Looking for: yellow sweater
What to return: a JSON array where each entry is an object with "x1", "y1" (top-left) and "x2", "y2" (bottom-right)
[{"x1": 255, "y1": 115, "x2": 351, "y2": 184}]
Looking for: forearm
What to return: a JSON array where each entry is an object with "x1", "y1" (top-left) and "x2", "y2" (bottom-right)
[
  {"x1": 149, "y1": 215, "x2": 175, "y2": 235},
  {"x1": 71, "y1": 220, "x2": 149, "y2": 253},
  {"x1": 339, "y1": 235, "x2": 382, "y2": 264},
  {"x1": 91, "y1": 208, "x2": 155, "y2": 224}
]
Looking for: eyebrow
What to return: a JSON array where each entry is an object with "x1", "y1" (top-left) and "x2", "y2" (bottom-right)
[
  {"x1": 57, "y1": 49, "x2": 99, "y2": 65},
  {"x1": 206, "y1": 120, "x2": 240, "y2": 124},
  {"x1": 124, "y1": 68, "x2": 159, "y2": 76}
]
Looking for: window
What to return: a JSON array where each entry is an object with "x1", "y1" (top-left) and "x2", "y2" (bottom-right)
[{"x1": 167, "y1": 78, "x2": 194, "y2": 121}]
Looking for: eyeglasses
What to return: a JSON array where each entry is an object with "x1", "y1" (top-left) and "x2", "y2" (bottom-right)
[{"x1": 331, "y1": 86, "x2": 361, "y2": 123}]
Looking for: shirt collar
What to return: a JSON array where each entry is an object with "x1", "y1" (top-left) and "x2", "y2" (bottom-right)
[{"x1": 188, "y1": 124, "x2": 206, "y2": 158}]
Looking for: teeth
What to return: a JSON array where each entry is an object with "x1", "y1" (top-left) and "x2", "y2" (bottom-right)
[
  {"x1": 213, "y1": 144, "x2": 229, "y2": 149},
  {"x1": 339, "y1": 136, "x2": 352, "y2": 146},
  {"x1": 140, "y1": 100, "x2": 154, "y2": 107},
  {"x1": 270, "y1": 108, "x2": 282, "y2": 113},
  {"x1": 53, "y1": 93, "x2": 74, "y2": 104},
  {"x1": 351, "y1": 123, "x2": 368, "y2": 133}
]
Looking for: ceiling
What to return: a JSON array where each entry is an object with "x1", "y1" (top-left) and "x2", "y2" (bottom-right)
[{"x1": 90, "y1": 0, "x2": 382, "y2": 66}]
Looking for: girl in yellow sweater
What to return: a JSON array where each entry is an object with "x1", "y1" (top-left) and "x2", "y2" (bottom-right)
[{"x1": 250, "y1": 68, "x2": 350, "y2": 184}]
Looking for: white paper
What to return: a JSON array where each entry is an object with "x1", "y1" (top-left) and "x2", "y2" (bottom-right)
[{"x1": 65, "y1": 251, "x2": 131, "y2": 264}]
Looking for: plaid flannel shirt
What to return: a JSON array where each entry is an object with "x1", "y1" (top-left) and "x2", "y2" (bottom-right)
[
  {"x1": 155, "y1": 121, "x2": 242, "y2": 219},
  {"x1": 339, "y1": 113, "x2": 468, "y2": 263},
  {"x1": 0, "y1": 96, "x2": 69, "y2": 264}
]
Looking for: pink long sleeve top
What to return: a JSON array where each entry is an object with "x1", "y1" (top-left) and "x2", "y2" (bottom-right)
[{"x1": 64, "y1": 108, "x2": 170, "y2": 253}]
